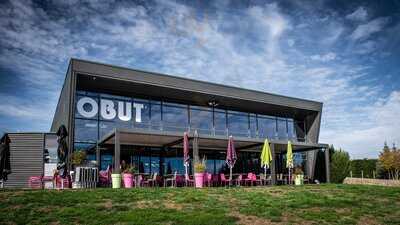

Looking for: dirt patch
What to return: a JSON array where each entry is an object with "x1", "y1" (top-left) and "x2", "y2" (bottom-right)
[
  {"x1": 132, "y1": 200, "x2": 155, "y2": 209},
  {"x1": 230, "y1": 211, "x2": 312, "y2": 225},
  {"x1": 357, "y1": 216, "x2": 380, "y2": 225},
  {"x1": 102, "y1": 199, "x2": 113, "y2": 209},
  {"x1": 163, "y1": 201, "x2": 183, "y2": 210},
  {"x1": 230, "y1": 211, "x2": 273, "y2": 225}
]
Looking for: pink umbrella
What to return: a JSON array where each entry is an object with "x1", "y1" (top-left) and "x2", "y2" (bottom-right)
[
  {"x1": 183, "y1": 132, "x2": 190, "y2": 178},
  {"x1": 226, "y1": 136, "x2": 237, "y2": 184}
]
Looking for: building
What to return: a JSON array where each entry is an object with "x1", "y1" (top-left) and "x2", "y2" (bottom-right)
[{"x1": 5, "y1": 58, "x2": 330, "y2": 187}]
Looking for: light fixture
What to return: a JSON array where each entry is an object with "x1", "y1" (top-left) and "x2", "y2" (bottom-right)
[{"x1": 208, "y1": 100, "x2": 219, "y2": 107}]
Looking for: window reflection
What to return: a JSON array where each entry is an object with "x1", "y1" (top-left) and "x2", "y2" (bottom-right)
[
  {"x1": 163, "y1": 103, "x2": 188, "y2": 132},
  {"x1": 227, "y1": 111, "x2": 249, "y2": 137},
  {"x1": 190, "y1": 106, "x2": 213, "y2": 135},
  {"x1": 214, "y1": 109, "x2": 227, "y2": 136},
  {"x1": 277, "y1": 118, "x2": 288, "y2": 140},
  {"x1": 258, "y1": 116, "x2": 276, "y2": 139},
  {"x1": 75, "y1": 119, "x2": 98, "y2": 143}
]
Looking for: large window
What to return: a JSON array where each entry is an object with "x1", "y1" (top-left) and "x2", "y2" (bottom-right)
[
  {"x1": 162, "y1": 102, "x2": 188, "y2": 132},
  {"x1": 277, "y1": 118, "x2": 288, "y2": 140},
  {"x1": 258, "y1": 116, "x2": 277, "y2": 139},
  {"x1": 190, "y1": 106, "x2": 213, "y2": 135},
  {"x1": 214, "y1": 109, "x2": 227, "y2": 136},
  {"x1": 74, "y1": 91, "x2": 308, "y2": 166},
  {"x1": 227, "y1": 111, "x2": 249, "y2": 137}
]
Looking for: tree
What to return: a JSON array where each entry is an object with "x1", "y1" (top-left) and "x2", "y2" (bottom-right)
[
  {"x1": 330, "y1": 149, "x2": 351, "y2": 183},
  {"x1": 379, "y1": 143, "x2": 400, "y2": 180}
]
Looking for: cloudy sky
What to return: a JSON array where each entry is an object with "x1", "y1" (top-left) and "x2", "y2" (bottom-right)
[{"x1": 0, "y1": 0, "x2": 399, "y2": 158}]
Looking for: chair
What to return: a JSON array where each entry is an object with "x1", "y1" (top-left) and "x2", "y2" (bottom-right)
[
  {"x1": 204, "y1": 173, "x2": 212, "y2": 187},
  {"x1": 277, "y1": 173, "x2": 284, "y2": 185},
  {"x1": 99, "y1": 165, "x2": 112, "y2": 187},
  {"x1": 303, "y1": 175, "x2": 310, "y2": 184},
  {"x1": 164, "y1": 171, "x2": 177, "y2": 187},
  {"x1": 185, "y1": 173, "x2": 194, "y2": 187},
  {"x1": 252, "y1": 174, "x2": 263, "y2": 186},
  {"x1": 220, "y1": 174, "x2": 230, "y2": 186},
  {"x1": 235, "y1": 174, "x2": 243, "y2": 186},
  {"x1": 212, "y1": 174, "x2": 219, "y2": 187},
  {"x1": 142, "y1": 174, "x2": 156, "y2": 187},
  {"x1": 136, "y1": 174, "x2": 145, "y2": 187},
  {"x1": 28, "y1": 176, "x2": 43, "y2": 189},
  {"x1": 244, "y1": 173, "x2": 254, "y2": 186}
]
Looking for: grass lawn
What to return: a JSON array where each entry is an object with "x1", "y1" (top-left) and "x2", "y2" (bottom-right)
[{"x1": 1, "y1": 184, "x2": 400, "y2": 225}]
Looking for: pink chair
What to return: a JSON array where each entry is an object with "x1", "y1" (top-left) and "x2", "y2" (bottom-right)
[
  {"x1": 251, "y1": 174, "x2": 262, "y2": 186},
  {"x1": 28, "y1": 176, "x2": 43, "y2": 189},
  {"x1": 203, "y1": 173, "x2": 212, "y2": 187},
  {"x1": 220, "y1": 174, "x2": 230, "y2": 186},
  {"x1": 212, "y1": 174, "x2": 219, "y2": 187},
  {"x1": 244, "y1": 173, "x2": 254, "y2": 186},
  {"x1": 99, "y1": 165, "x2": 112, "y2": 187}
]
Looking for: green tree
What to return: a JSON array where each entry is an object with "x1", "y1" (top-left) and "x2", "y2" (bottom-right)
[{"x1": 330, "y1": 149, "x2": 351, "y2": 183}]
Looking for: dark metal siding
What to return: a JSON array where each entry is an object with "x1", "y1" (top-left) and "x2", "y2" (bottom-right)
[
  {"x1": 5, "y1": 133, "x2": 44, "y2": 188},
  {"x1": 51, "y1": 61, "x2": 72, "y2": 133}
]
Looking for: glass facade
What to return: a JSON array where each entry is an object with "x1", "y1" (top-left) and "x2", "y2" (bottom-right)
[{"x1": 74, "y1": 90, "x2": 308, "y2": 171}]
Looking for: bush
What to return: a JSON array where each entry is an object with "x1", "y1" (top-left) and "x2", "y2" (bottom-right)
[
  {"x1": 331, "y1": 149, "x2": 350, "y2": 183},
  {"x1": 71, "y1": 151, "x2": 86, "y2": 166}
]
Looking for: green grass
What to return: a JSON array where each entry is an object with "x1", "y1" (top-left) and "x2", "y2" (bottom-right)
[{"x1": 1, "y1": 184, "x2": 399, "y2": 225}]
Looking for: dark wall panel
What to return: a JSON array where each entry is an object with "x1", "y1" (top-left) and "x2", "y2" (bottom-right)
[{"x1": 5, "y1": 133, "x2": 44, "y2": 188}]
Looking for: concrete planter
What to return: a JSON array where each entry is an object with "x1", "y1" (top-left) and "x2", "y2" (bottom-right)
[
  {"x1": 195, "y1": 173, "x2": 204, "y2": 188},
  {"x1": 295, "y1": 174, "x2": 304, "y2": 185},
  {"x1": 111, "y1": 174, "x2": 121, "y2": 189}
]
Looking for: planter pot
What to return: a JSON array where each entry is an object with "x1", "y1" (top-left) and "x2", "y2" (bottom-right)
[
  {"x1": 295, "y1": 175, "x2": 304, "y2": 186},
  {"x1": 195, "y1": 172, "x2": 204, "y2": 188},
  {"x1": 111, "y1": 174, "x2": 121, "y2": 189},
  {"x1": 123, "y1": 173, "x2": 134, "y2": 188}
]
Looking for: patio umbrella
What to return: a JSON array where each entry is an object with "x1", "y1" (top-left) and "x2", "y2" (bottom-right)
[
  {"x1": 0, "y1": 134, "x2": 11, "y2": 182},
  {"x1": 183, "y1": 132, "x2": 190, "y2": 179},
  {"x1": 226, "y1": 136, "x2": 237, "y2": 185},
  {"x1": 260, "y1": 138, "x2": 272, "y2": 177},
  {"x1": 56, "y1": 125, "x2": 69, "y2": 178},
  {"x1": 286, "y1": 141, "x2": 294, "y2": 184}
]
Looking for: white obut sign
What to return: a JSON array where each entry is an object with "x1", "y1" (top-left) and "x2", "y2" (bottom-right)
[{"x1": 77, "y1": 97, "x2": 144, "y2": 122}]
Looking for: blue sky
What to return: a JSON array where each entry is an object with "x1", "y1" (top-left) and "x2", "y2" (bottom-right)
[{"x1": 0, "y1": 0, "x2": 399, "y2": 159}]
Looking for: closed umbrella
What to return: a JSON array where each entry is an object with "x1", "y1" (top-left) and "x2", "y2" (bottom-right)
[
  {"x1": 286, "y1": 141, "x2": 294, "y2": 184},
  {"x1": 183, "y1": 132, "x2": 190, "y2": 180},
  {"x1": 56, "y1": 125, "x2": 69, "y2": 178},
  {"x1": 0, "y1": 134, "x2": 11, "y2": 184},
  {"x1": 226, "y1": 136, "x2": 237, "y2": 185},
  {"x1": 260, "y1": 139, "x2": 272, "y2": 178}
]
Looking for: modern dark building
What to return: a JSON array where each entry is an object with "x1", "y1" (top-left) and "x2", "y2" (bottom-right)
[{"x1": 5, "y1": 58, "x2": 330, "y2": 187}]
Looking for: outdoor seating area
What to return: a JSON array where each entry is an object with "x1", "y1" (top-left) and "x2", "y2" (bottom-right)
[{"x1": 99, "y1": 170, "x2": 310, "y2": 188}]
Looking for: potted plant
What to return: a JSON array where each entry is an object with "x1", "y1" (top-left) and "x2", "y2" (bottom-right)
[
  {"x1": 71, "y1": 151, "x2": 87, "y2": 167},
  {"x1": 194, "y1": 158, "x2": 206, "y2": 188},
  {"x1": 122, "y1": 164, "x2": 136, "y2": 188},
  {"x1": 294, "y1": 167, "x2": 304, "y2": 186}
]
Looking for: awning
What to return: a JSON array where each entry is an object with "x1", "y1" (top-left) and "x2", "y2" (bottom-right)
[{"x1": 98, "y1": 128, "x2": 328, "y2": 153}]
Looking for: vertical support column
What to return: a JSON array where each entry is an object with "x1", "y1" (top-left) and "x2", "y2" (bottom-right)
[
  {"x1": 324, "y1": 147, "x2": 330, "y2": 183},
  {"x1": 270, "y1": 143, "x2": 276, "y2": 185},
  {"x1": 193, "y1": 130, "x2": 199, "y2": 166},
  {"x1": 96, "y1": 142, "x2": 100, "y2": 171},
  {"x1": 114, "y1": 130, "x2": 121, "y2": 173}
]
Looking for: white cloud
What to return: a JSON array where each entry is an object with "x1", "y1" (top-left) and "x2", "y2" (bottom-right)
[
  {"x1": 310, "y1": 52, "x2": 337, "y2": 62},
  {"x1": 350, "y1": 17, "x2": 388, "y2": 41},
  {"x1": 346, "y1": 7, "x2": 368, "y2": 21},
  {"x1": 0, "y1": 0, "x2": 397, "y2": 159}
]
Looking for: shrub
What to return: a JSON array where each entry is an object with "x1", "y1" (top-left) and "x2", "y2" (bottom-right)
[
  {"x1": 71, "y1": 151, "x2": 86, "y2": 166},
  {"x1": 330, "y1": 149, "x2": 350, "y2": 183}
]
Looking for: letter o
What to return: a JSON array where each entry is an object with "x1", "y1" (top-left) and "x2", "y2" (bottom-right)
[{"x1": 77, "y1": 97, "x2": 98, "y2": 118}]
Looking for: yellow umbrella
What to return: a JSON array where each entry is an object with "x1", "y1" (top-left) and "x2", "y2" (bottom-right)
[
  {"x1": 286, "y1": 141, "x2": 294, "y2": 184},
  {"x1": 260, "y1": 139, "x2": 272, "y2": 176}
]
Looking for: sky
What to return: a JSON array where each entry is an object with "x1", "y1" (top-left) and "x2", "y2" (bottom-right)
[{"x1": 0, "y1": 0, "x2": 399, "y2": 159}]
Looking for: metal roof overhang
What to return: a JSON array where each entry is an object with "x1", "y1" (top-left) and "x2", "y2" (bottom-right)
[
  {"x1": 98, "y1": 128, "x2": 328, "y2": 153},
  {"x1": 72, "y1": 59, "x2": 322, "y2": 120}
]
